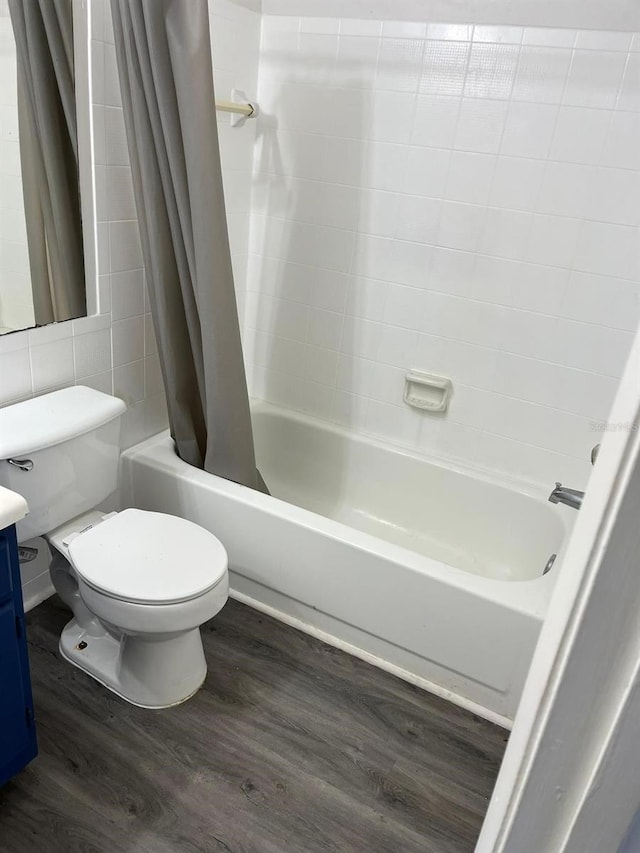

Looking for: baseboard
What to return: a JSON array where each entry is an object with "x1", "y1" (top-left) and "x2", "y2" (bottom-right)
[
  {"x1": 229, "y1": 587, "x2": 513, "y2": 730},
  {"x1": 22, "y1": 577, "x2": 55, "y2": 613}
]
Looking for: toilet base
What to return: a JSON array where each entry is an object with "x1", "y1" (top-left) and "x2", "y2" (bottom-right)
[{"x1": 59, "y1": 618, "x2": 207, "y2": 709}]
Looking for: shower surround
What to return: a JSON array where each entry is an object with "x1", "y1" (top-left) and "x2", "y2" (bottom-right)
[
  {"x1": 241, "y1": 12, "x2": 640, "y2": 488},
  {"x1": 114, "y1": 5, "x2": 632, "y2": 724},
  {"x1": 120, "y1": 2, "x2": 638, "y2": 724}
]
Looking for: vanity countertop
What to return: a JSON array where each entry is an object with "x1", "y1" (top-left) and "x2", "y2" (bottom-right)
[{"x1": 0, "y1": 486, "x2": 28, "y2": 530}]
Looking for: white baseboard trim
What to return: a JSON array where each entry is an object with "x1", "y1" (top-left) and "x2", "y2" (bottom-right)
[
  {"x1": 229, "y1": 587, "x2": 513, "y2": 730},
  {"x1": 22, "y1": 577, "x2": 55, "y2": 613}
]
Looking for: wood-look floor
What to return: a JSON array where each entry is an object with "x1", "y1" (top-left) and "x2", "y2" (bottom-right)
[{"x1": 0, "y1": 596, "x2": 507, "y2": 853}]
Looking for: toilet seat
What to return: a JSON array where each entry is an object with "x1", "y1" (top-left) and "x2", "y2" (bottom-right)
[{"x1": 67, "y1": 508, "x2": 228, "y2": 605}]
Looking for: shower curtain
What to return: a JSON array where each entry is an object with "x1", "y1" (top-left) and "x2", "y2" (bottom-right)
[
  {"x1": 9, "y1": 0, "x2": 86, "y2": 326},
  {"x1": 110, "y1": 0, "x2": 267, "y2": 492}
]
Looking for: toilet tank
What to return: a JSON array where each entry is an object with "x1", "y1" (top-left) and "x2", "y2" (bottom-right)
[{"x1": 0, "y1": 387, "x2": 127, "y2": 541}]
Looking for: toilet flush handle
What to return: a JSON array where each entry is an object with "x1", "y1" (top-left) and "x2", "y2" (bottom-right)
[{"x1": 7, "y1": 458, "x2": 34, "y2": 472}]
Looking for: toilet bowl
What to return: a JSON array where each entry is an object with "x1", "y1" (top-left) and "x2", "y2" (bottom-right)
[
  {"x1": 0, "y1": 386, "x2": 230, "y2": 708},
  {"x1": 46, "y1": 507, "x2": 229, "y2": 708}
]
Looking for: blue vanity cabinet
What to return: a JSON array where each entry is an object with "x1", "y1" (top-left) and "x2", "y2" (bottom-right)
[{"x1": 0, "y1": 524, "x2": 37, "y2": 786}]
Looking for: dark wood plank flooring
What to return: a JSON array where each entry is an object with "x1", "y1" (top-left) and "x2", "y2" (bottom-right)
[{"x1": 0, "y1": 596, "x2": 507, "y2": 853}]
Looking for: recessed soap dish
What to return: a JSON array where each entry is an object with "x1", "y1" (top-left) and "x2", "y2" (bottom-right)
[{"x1": 403, "y1": 370, "x2": 452, "y2": 413}]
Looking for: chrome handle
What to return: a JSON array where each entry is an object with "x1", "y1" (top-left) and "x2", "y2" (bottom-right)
[{"x1": 7, "y1": 458, "x2": 34, "y2": 472}]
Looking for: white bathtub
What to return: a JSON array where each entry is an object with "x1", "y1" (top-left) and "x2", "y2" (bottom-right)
[{"x1": 121, "y1": 402, "x2": 571, "y2": 726}]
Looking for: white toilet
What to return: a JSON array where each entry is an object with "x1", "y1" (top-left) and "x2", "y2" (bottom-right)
[{"x1": 0, "y1": 386, "x2": 229, "y2": 709}]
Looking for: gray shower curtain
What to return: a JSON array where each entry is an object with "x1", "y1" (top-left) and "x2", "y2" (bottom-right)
[
  {"x1": 110, "y1": 0, "x2": 267, "y2": 492},
  {"x1": 9, "y1": 0, "x2": 86, "y2": 326}
]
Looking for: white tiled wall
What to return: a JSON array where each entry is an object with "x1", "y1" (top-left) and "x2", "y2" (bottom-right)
[
  {"x1": 0, "y1": 10, "x2": 34, "y2": 331},
  {"x1": 0, "y1": 0, "x2": 260, "y2": 450},
  {"x1": 245, "y1": 16, "x2": 640, "y2": 486},
  {"x1": 2, "y1": 1, "x2": 638, "y2": 498},
  {"x1": 0, "y1": 0, "x2": 165, "y2": 449},
  {"x1": 209, "y1": 0, "x2": 262, "y2": 327}
]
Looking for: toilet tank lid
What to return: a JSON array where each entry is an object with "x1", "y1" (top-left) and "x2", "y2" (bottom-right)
[{"x1": 0, "y1": 386, "x2": 127, "y2": 459}]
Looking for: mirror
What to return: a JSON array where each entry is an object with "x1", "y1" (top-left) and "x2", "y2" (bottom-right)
[{"x1": 0, "y1": 0, "x2": 87, "y2": 334}]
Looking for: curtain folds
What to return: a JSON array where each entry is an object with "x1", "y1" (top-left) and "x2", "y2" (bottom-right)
[
  {"x1": 9, "y1": 0, "x2": 86, "y2": 326},
  {"x1": 110, "y1": 0, "x2": 267, "y2": 493}
]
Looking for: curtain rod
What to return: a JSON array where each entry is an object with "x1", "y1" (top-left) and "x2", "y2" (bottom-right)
[
  {"x1": 214, "y1": 90, "x2": 258, "y2": 127},
  {"x1": 215, "y1": 100, "x2": 255, "y2": 118}
]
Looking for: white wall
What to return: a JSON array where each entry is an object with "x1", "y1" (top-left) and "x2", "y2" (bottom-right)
[
  {"x1": 2, "y1": 0, "x2": 638, "y2": 499},
  {"x1": 0, "y1": 7, "x2": 34, "y2": 332},
  {"x1": 209, "y1": 0, "x2": 262, "y2": 329},
  {"x1": 245, "y1": 15, "x2": 640, "y2": 487},
  {"x1": 0, "y1": 0, "x2": 166, "y2": 448}
]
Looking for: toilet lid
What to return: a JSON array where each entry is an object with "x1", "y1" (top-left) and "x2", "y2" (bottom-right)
[{"x1": 68, "y1": 508, "x2": 228, "y2": 605}]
